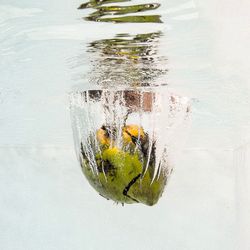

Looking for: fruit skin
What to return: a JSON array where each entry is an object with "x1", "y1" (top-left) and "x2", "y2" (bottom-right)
[{"x1": 80, "y1": 125, "x2": 168, "y2": 206}]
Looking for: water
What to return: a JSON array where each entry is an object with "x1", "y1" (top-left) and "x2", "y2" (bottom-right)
[{"x1": 1, "y1": 0, "x2": 250, "y2": 249}]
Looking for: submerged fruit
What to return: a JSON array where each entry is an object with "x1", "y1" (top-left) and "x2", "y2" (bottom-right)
[{"x1": 80, "y1": 124, "x2": 169, "y2": 206}]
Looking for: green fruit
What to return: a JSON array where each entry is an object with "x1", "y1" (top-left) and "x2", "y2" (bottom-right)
[{"x1": 80, "y1": 125, "x2": 168, "y2": 206}]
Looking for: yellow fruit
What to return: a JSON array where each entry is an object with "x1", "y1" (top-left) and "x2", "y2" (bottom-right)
[
  {"x1": 123, "y1": 125, "x2": 145, "y2": 145},
  {"x1": 96, "y1": 127, "x2": 110, "y2": 145}
]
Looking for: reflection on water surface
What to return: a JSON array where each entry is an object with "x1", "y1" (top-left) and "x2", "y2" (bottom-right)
[
  {"x1": 86, "y1": 32, "x2": 168, "y2": 87},
  {"x1": 78, "y1": 0, "x2": 162, "y2": 23},
  {"x1": 75, "y1": 0, "x2": 166, "y2": 88}
]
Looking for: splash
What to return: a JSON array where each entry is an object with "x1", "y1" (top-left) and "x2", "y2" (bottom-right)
[{"x1": 70, "y1": 89, "x2": 190, "y2": 205}]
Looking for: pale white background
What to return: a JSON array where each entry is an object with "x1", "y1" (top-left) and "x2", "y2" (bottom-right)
[{"x1": 0, "y1": 0, "x2": 250, "y2": 249}]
